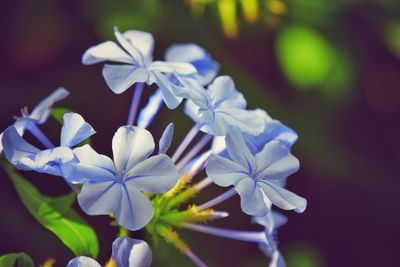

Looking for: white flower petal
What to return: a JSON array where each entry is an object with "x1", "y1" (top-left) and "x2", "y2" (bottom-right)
[
  {"x1": 64, "y1": 144, "x2": 116, "y2": 183},
  {"x1": 165, "y1": 43, "x2": 219, "y2": 85},
  {"x1": 175, "y1": 77, "x2": 210, "y2": 108},
  {"x1": 82, "y1": 40, "x2": 134, "y2": 65},
  {"x1": 151, "y1": 72, "x2": 182, "y2": 109},
  {"x1": 259, "y1": 181, "x2": 307, "y2": 213},
  {"x1": 77, "y1": 181, "x2": 120, "y2": 215},
  {"x1": 256, "y1": 141, "x2": 299, "y2": 181},
  {"x1": 215, "y1": 108, "x2": 265, "y2": 136},
  {"x1": 123, "y1": 30, "x2": 155, "y2": 64},
  {"x1": 112, "y1": 126, "x2": 155, "y2": 175},
  {"x1": 125, "y1": 154, "x2": 179, "y2": 194},
  {"x1": 114, "y1": 184, "x2": 154, "y2": 231},
  {"x1": 1, "y1": 126, "x2": 40, "y2": 170},
  {"x1": 149, "y1": 61, "x2": 196, "y2": 75},
  {"x1": 235, "y1": 178, "x2": 269, "y2": 216},
  {"x1": 60, "y1": 113, "x2": 96, "y2": 147},
  {"x1": 114, "y1": 28, "x2": 145, "y2": 65},
  {"x1": 165, "y1": 43, "x2": 206, "y2": 62},
  {"x1": 225, "y1": 128, "x2": 256, "y2": 171},
  {"x1": 209, "y1": 76, "x2": 246, "y2": 109},
  {"x1": 206, "y1": 154, "x2": 249, "y2": 187},
  {"x1": 102, "y1": 64, "x2": 149, "y2": 94},
  {"x1": 19, "y1": 146, "x2": 74, "y2": 176}
]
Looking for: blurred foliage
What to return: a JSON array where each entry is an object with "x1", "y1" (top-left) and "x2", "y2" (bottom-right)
[
  {"x1": 276, "y1": 25, "x2": 352, "y2": 100},
  {"x1": 384, "y1": 20, "x2": 400, "y2": 58},
  {"x1": 285, "y1": 245, "x2": 324, "y2": 267},
  {"x1": 0, "y1": 252, "x2": 34, "y2": 267},
  {"x1": 187, "y1": 0, "x2": 289, "y2": 38},
  {"x1": 2, "y1": 161, "x2": 99, "y2": 258}
]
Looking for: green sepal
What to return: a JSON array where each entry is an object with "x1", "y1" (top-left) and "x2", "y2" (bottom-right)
[{"x1": 51, "y1": 107, "x2": 73, "y2": 123}]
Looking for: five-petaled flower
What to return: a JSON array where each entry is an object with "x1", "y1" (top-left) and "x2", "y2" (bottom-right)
[
  {"x1": 82, "y1": 28, "x2": 197, "y2": 109},
  {"x1": 182, "y1": 75, "x2": 266, "y2": 136},
  {"x1": 64, "y1": 126, "x2": 179, "y2": 231},
  {"x1": 2, "y1": 112, "x2": 95, "y2": 177},
  {"x1": 206, "y1": 128, "x2": 307, "y2": 216}
]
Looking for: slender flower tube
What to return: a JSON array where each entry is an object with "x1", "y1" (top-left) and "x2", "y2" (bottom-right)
[
  {"x1": 127, "y1": 83, "x2": 144, "y2": 125},
  {"x1": 182, "y1": 223, "x2": 265, "y2": 243},
  {"x1": 197, "y1": 188, "x2": 237, "y2": 211},
  {"x1": 252, "y1": 212, "x2": 288, "y2": 267},
  {"x1": 176, "y1": 134, "x2": 212, "y2": 169},
  {"x1": 193, "y1": 177, "x2": 213, "y2": 191},
  {"x1": 171, "y1": 122, "x2": 202, "y2": 162},
  {"x1": 185, "y1": 249, "x2": 208, "y2": 267},
  {"x1": 27, "y1": 123, "x2": 54, "y2": 149},
  {"x1": 137, "y1": 88, "x2": 164, "y2": 128}
]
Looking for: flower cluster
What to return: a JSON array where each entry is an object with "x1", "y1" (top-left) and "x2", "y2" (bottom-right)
[{"x1": 1, "y1": 28, "x2": 307, "y2": 267}]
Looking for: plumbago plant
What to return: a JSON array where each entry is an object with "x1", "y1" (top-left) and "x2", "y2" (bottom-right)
[{"x1": 0, "y1": 28, "x2": 307, "y2": 267}]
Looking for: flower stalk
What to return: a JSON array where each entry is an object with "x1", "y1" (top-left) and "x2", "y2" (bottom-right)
[{"x1": 127, "y1": 83, "x2": 145, "y2": 125}]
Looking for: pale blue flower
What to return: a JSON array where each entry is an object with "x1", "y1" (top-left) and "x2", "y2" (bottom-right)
[
  {"x1": 0, "y1": 87, "x2": 69, "y2": 153},
  {"x1": 165, "y1": 43, "x2": 219, "y2": 85},
  {"x1": 67, "y1": 237, "x2": 152, "y2": 267},
  {"x1": 2, "y1": 112, "x2": 95, "y2": 177},
  {"x1": 136, "y1": 43, "x2": 219, "y2": 128},
  {"x1": 64, "y1": 126, "x2": 179, "y2": 230},
  {"x1": 182, "y1": 75, "x2": 266, "y2": 136},
  {"x1": 214, "y1": 110, "x2": 298, "y2": 174},
  {"x1": 253, "y1": 212, "x2": 287, "y2": 267},
  {"x1": 243, "y1": 110, "x2": 298, "y2": 154},
  {"x1": 206, "y1": 128, "x2": 306, "y2": 216},
  {"x1": 82, "y1": 28, "x2": 196, "y2": 109}
]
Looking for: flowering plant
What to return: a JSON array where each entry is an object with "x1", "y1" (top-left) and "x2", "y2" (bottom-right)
[{"x1": 0, "y1": 28, "x2": 306, "y2": 267}]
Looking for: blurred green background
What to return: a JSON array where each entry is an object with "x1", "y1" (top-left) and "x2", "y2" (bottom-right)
[{"x1": 1, "y1": 0, "x2": 400, "y2": 266}]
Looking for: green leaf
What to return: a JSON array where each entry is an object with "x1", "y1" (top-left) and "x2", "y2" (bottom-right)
[
  {"x1": 0, "y1": 253, "x2": 34, "y2": 267},
  {"x1": 1, "y1": 161, "x2": 99, "y2": 258},
  {"x1": 51, "y1": 107, "x2": 73, "y2": 123}
]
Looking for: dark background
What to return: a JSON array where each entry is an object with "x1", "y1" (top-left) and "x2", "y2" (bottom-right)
[{"x1": 1, "y1": 0, "x2": 400, "y2": 266}]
